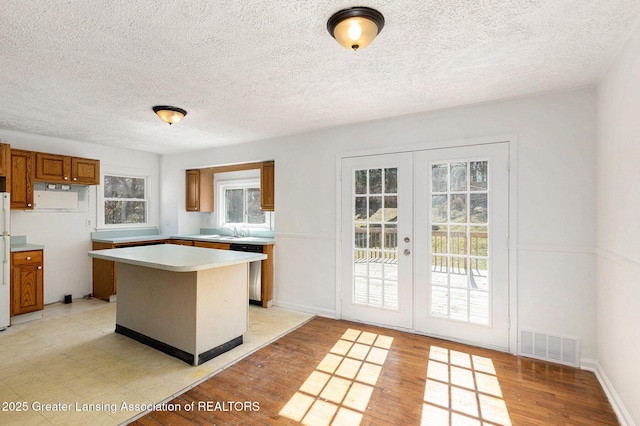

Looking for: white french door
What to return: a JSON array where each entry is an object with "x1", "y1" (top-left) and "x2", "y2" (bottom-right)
[
  {"x1": 414, "y1": 143, "x2": 510, "y2": 350},
  {"x1": 340, "y1": 153, "x2": 414, "y2": 329},
  {"x1": 340, "y1": 143, "x2": 510, "y2": 351}
]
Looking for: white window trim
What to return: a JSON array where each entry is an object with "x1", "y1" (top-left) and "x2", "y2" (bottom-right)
[
  {"x1": 216, "y1": 177, "x2": 273, "y2": 230},
  {"x1": 97, "y1": 166, "x2": 158, "y2": 230}
]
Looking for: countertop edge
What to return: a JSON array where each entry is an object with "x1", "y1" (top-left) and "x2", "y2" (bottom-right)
[
  {"x1": 91, "y1": 234, "x2": 275, "y2": 245},
  {"x1": 11, "y1": 244, "x2": 45, "y2": 252},
  {"x1": 88, "y1": 247, "x2": 266, "y2": 272}
]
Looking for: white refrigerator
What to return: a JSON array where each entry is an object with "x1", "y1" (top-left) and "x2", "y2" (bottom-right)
[{"x1": 0, "y1": 193, "x2": 10, "y2": 331}]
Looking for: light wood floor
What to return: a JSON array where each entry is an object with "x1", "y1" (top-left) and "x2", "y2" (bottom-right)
[{"x1": 132, "y1": 317, "x2": 618, "y2": 425}]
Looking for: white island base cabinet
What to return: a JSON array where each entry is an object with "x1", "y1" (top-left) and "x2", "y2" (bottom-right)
[{"x1": 115, "y1": 262, "x2": 248, "y2": 366}]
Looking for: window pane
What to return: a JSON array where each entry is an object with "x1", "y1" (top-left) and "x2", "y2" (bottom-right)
[
  {"x1": 104, "y1": 176, "x2": 145, "y2": 199},
  {"x1": 384, "y1": 196, "x2": 397, "y2": 222},
  {"x1": 104, "y1": 201, "x2": 146, "y2": 224},
  {"x1": 355, "y1": 197, "x2": 367, "y2": 222},
  {"x1": 432, "y1": 195, "x2": 448, "y2": 223},
  {"x1": 470, "y1": 161, "x2": 488, "y2": 191},
  {"x1": 369, "y1": 169, "x2": 382, "y2": 194},
  {"x1": 450, "y1": 194, "x2": 467, "y2": 223},
  {"x1": 384, "y1": 168, "x2": 397, "y2": 193},
  {"x1": 450, "y1": 163, "x2": 467, "y2": 192},
  {"x1": 368, "y1": 196, "x2": 382, "y2": 222},
  {"x1": 470, "y1": 193, "x2": 488, "y2": 223},
  {"x1": 355, "y1": 170, "x2": 367, "y2": 194},
  {"x1": 246, "y1": 188, "x2": 265, "y2": 224},
  {"x1": 225, "y1": 189, "x2": 244, "y2": 223},
  {"x1": 432, "y1": 164, "x2": 448, "y2": 192}
]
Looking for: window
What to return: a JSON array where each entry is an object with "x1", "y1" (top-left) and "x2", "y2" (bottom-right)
[
  {"x1": 217, "y1": 178, "x2": 272, "y2": 229},
  {"x1": 103, "y1": 175, "x2": 148, "y2": 225}
]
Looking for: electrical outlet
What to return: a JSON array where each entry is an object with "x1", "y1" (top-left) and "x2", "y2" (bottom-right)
[{"x1": 86, "y1": 219, "x2": 92, "y2": 227}]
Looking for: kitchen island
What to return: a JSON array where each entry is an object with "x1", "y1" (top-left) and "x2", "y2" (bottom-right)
[{"x1": 88, "y1": 244, "x2": 266, "y2": 366}]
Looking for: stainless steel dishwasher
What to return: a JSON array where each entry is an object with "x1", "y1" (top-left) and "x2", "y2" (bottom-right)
[{"x1": 229, "y1": 243, "x2": 263, "y2": 305}]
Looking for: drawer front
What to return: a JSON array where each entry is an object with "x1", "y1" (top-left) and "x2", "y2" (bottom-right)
[{"x1": 12, "y1": 250, "x2": 43, "y2": 266}]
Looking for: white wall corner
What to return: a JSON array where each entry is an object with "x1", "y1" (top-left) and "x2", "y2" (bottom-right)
[{"x1": 581, "y1": 359, "x2": 635, "y2": 426}]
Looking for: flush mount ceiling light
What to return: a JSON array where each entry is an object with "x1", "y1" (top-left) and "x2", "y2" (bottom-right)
[
  {"x1": 152, "y1": 106, "x2": 187, "y2": 125},
  {"x1": 327, "y1": 6, "x2": 385, "y2": 51}
]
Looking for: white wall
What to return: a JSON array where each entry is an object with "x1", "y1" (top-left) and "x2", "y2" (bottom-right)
[
  {"x1": 160, "y1": 88, "x2": 598, "y2": 357},
  {"x1": 596, "y1": 22, "x2": 640, "y2": 425},
  {"x1": 0, "y1": 129, "x2": 159, "y2": 304}
]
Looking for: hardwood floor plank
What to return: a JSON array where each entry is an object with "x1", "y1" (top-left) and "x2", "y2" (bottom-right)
[{"x1": 130, "y1": 317, "x2": 618, "y2": 425}]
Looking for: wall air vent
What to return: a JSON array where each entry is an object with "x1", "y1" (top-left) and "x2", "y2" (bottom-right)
[{"x1": 519, "y1": 328, "x2": 580, "y2": 367}]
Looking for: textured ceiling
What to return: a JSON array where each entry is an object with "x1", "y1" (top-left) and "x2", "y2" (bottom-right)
[{"x1": 1, "y1": 1, "x2": 639, "y2": 154}]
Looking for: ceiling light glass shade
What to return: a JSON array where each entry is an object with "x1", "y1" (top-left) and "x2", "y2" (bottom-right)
[
  {"x1": 152, "y1": 106, "x2": 187, "y2": 125},
  {"x1": 327, "y1": 7, "x2": 385, "y2": 51}
]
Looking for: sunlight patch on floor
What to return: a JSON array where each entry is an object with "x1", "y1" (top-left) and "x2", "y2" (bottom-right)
[
  {"x1": 279, "y1": 328, "x2": 393, "y2": 426},
  {"x1": 422, "y1": 345, "x2": 511, "y2": 426}
]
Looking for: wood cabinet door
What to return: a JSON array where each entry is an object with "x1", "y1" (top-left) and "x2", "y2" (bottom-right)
[
  {"x1": 10, "y1": 149, "x2": 34, "y2": 210},
  {"x1": 186, "y1": 169, "x2": 200, "y2": 211},
  {"x1": 71, "y1": 157, "x2": 100, "y2": 184},
  {"x1": 169, "y1": 239, "x2": 194, "y2": 246},
  {"x1": 261, "y1": 161, "x2": 275, "y2": 211},
  {"x1": 0, "y1": 143, "x2": 10, "y2": 177},
  {"x1": 11, "y1": 252, "x2": 44, "y2": 316},
  {"x1": 193, "y1": 241, "x2": 231, "y2": 250},
  {"x1": 35, "y1": 152, "x2": 71, "y2": 182}
]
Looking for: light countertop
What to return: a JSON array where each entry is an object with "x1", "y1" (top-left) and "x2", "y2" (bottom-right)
[
  {"x1": 11, "y1": 243, "x2": 45, "y2": 252},
  {"x1": 88, "y1": 244, "x2": 266, "y2": 272},
  {"x1": 91, "y1": 233, "x2": 274, "y2": 246},
  {"x1": 175, "y1": 234, "x2": 274, "y2": 245},
  {"x1": 91, "y1": 234, "x2": 171, "y2": 244}
]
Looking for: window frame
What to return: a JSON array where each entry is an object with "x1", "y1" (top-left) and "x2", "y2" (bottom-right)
[
  {"x1": 97, "y1": 167, "x2": 157, "y2": 230},
  {"x1": 216, "y1": 177, "x2": 273, "y2": 230}
]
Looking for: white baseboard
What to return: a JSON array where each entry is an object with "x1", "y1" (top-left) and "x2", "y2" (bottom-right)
[
  {"x1": 581, "y1": 358, "x2": 635, "y2": 426},
  {"x1": 273, "y1": 300, "x2": 336, "y2": 319}
]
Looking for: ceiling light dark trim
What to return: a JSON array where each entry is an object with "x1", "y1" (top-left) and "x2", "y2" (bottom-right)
[
  {"x1": 152, "y1": 105, "x2": 187, "y2": 125},
  {"x1": 327, "y1": 7, "x2": 385, "y2": 51}
]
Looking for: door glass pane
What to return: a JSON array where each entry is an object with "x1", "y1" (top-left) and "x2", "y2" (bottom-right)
[
  {"x1": 432, "y1": 195, "x2": 448, "y2": 223},
  {"x1": 450, "y1": 195, "x2": 467, "y2": 223},
  {"x1": 450, "y1": 163, "x2": 467, "y2": 191},
  {"x1": 470, "y1": 194, "x2": 487, "y2": 223},
  {"x1": 432, "y1": 226, "x2": 447, "y2": 254},
  {"x1": 369, "y1": 169, "x2": 382, "y2": 194},
  {"x1": 384, "y1": 196, "x2": 398, "y2": 222},
  {"x1": 385, "y1": 168, "x2": 397, "y2": 193},
  {"x1": 470, "y1": 226, "x2": 488, "y2": 256},
  {"x1": 470, "y1": 161, "x2": 488, "y2": 191},
  {"x1": 432, "y1": 164, "x2": 448, "y2": 192},
  {"x1": 430, "y1": 161, "x2": 491, "y2": 325},
  {"x1": 352, "y1": 167, "x2": 399, "y2": 311},
  {"x1": 355, "y1": 170, "x2": 367, "y2": 194}
]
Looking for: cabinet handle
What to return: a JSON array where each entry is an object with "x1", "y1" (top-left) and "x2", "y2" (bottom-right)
[
  {"x1": 64, "y1": 176, "x2": 68, "y2": 180},
  {"x1": 26, "y1": 256, "x2": 31, "y2": 260},
  {"x1": 37, "y1": 266, "x2": 42, "y2": 270},
  {"x1": 73, "y1": 177, "x2": 77, "y2": 181},
  {"x1": 27, "y1": 203, "x2": 32, "y2": 207}
]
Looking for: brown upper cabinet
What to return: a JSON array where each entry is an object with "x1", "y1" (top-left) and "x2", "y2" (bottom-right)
[
  {"x1": 35, "y1": 152, "x2": 100, "y2": 185},
  {"x1": 186, "y1": 168, "x2": 213, "y2": 212},
  {"x1": 0, "y1": 143, "x2": 11, "y2": 192},
  {"x1": 186, "y1": 161, "x2": 275, "y2": 212},
  {"x1": 260, "y1": 161, "x2": 275, "y2": 211},
  {"x1": 11, "y1": 149, "x2": 35, "y2": 210}
]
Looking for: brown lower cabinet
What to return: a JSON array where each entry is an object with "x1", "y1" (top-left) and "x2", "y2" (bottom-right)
[
  {"x1": 169, "y1": 239, "x2": 274, "y2": 307},
  {"x1": 11, "y1": 250, "x2": 44, "y2": 316},
  {"x1": 91, "y1": 240, "x2": 166, "y2": 301},
  {"x1": 92, "y1": 239, "x2": 274, "y2": 306}
]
